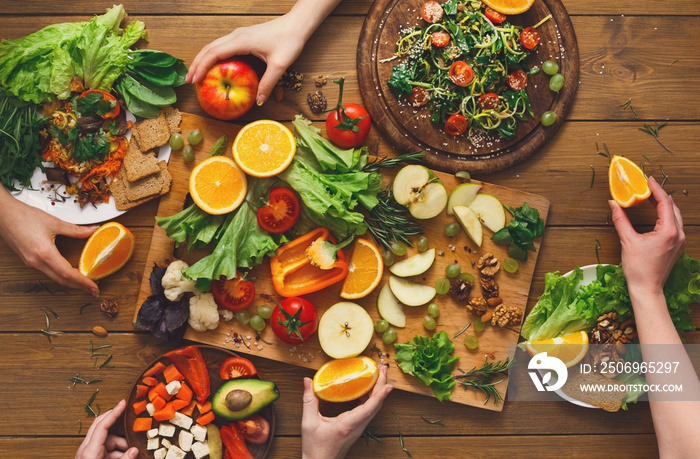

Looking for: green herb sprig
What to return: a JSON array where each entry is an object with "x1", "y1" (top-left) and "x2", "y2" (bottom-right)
[
  {"x1": 640, "y1": 122, "x2": 673, "y2": 153},
  {"x1": 85, "y1": 389, "x2": 100, "y2": 417},
  {"x1": 455, "y1": 357, "x2": 515, "y2": 405},
  {"x1": 362, "y1": 151, "x2": 424, "y2": 173},
  {"x1": 364, "y1": 184, "x2": 423, "y2": 251}
]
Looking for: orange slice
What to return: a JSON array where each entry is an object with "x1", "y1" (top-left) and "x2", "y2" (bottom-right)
[
  {"x1": 79, "y1": 222, "x2": 135, "y2": 280},
  {"x1": 609, "y1": 155, "x2": 651, "y2": 208},
  {"x1": 340, "y1": 239, "x2": 383, "y2": 299},
  {"x1": 313, "y1": 356, "x2": 379, "y2": 402},
  {"x1": 189, "y1": 156, "x2": 247, "y2": 215},
  {"x1": 482, "y1": 0, "x2": 536, "y2": 15},
  {"x1": 526, "y1": 331, "x2": 589, "y2": 368},
  {"x1": 232, "y1": 120, "x2": 296, "y2": 177}
]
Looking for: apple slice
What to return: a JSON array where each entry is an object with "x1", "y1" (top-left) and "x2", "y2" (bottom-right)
[
  {"x1": 377, "y1": 283, "x2": 406, "y2": 328},
  {"x1": 453, "y1": 205, "x2": 483, "y2": 247},
  {"x1": 388, "y1": 275, "x2": 436, "y2": 306},
  {"x1": 392, "y1": 165, "x2": 447, "y2": 219},
  {"x1": 318, "y1": 302, "x2": 374, "y2": 359},
  {"x1": 446, "y1": 183, "x2": 482, "y2": 215},
  {"x1": 468, "y1": 194, "x2": 506, "y2": 232},
  {"x1": 389, "y1": 248, "x2": 435, "y2": 277}
]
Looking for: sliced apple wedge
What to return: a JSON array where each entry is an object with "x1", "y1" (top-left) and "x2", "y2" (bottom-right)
[
  {"x1": 468, "y1": 194, "x2": 506, "y2": 232},
  {"x1": 377, "y1": 283, "x2": 406, "y2": 328},
  {"x1": 392, "y1": 165, "x2": 447, "y2": 219},
  {"x1": 453, "y1": 205, "x2": 483, "y2": 246},
  {"x1": 389, "y1": 248, "x2": 435, "y2": 277},
  {"x1": 446, "y1": 183, "x2": 482, "y2": 215},
  {"x1": 318, "y1": 302, "x2": 374, "y2": 359},
  {"x1": 388, "y1": 275, "x2": 436, "y2": 306}
]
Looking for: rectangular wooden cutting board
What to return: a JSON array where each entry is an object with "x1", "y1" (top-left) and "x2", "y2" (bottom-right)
[{"x1": 135, "y1": 113, "x2": 550, "y2": 411}]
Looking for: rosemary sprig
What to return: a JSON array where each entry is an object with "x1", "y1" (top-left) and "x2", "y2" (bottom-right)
[
  {"x1": 642, "y1": 154, "x2": 652, "y2": 163},
  {"x1": 40, "y1": 307, "x2": 60, "y2": 319},
  {"x1": 97, "y1": 354, "x2": 113, "y2": 370},
  {"x1": 79, "y1": 303, "x2": 92, "y2": 315},
  {"x1": 362, "y1": 151, "x2": 424, "y2": 173},
  {"x1": 670, "y1": 59, "x2": 678, "y2": 65},
  {"x1": 69, "y1": 374, "x2": 102, "y2": 388},
  {"x1": 619, "y1": 98, "x2": 631, "y2": 109},
  {"x1": 361, "y1": 426, "x2": 383, "y2": 444},
  {"x1": 420, "y1": 416, "x2": 445, "y2": 426},
  {"x1": 595, "y1": 239, "x2": 602, "y2": 264},
  {"x1": 24, "y1": 279, "x2": 68, "y2": 296},
  {"x1": 78, "y1": 420, "x2": 82, "y2": 435},
  {"x1": 399, "y1": 433, "x2": 413, "y2": 459},
  {"x1": 640, "y1": 122, "x2": 673, "y2": 153},
  {"x1": 392, "y1": 410, "x2": 400, "y2": 421},
  {"x1": 40, "y1": 312, "x2": 63, "y2": 343},
  {"x1": 89, "y1": 340, "x2": 112, "y2": 357},
  {"x1": 364, "y1": 184, "x2": 423, "y2": 251},
  {"x1": 85, "y1": 389, "x2": 99, "y2": 417},
  {"x1": 455, "y1": 357, "x2": 515, "y2": 405},
  {"x1": 453, "y1": 323, "x2": 472, "y2": 339},
  {"x1": 589, "y1": 165, "x2": 595, "y2": 189},
  {"x1": 660, "y1": 165, "x2": 669, "y2": 187},
  {"x1": 595, "y1": 142, "x2": 611, "y2": 164}
]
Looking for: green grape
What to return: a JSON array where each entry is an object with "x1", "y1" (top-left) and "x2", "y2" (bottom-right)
[
  {"x1": 249, "y1": 315, "x2": 265, "y2": 332},
  {"x1": 464, "y1": 334, "x2": 479, "y2": 349},
  {"x1": 390, "y1": 242, "x2": 407, "y2": 256},
  {"x1": 455, "y1": 171, "x2": 471, "y2": 180},
  {"x1": 423, "y1": 316, "x2": 437, "y2": 331},
  {"x1": 459, "y1": 272, "x2": 475, "y2": 284},
  {"x1": 235, "y1": 310, "x2": 250, "y2": 326},
  {"x1": 503, "y1": 258, "x2": 520, "y2": 273},
  {"x1": 188, "y1": 129, "x2": 204, "y2": 145},
  {"x1": 541, "y1": 111, "x2": 557, "y2": 127},
  {"x1": 473, "y1": 318, "x2": 486, "y2": 333},
  {"x1": 257, "y1": 304, "x2": 273, "y2": 320},
  {"x1": 444, "y1": 222, "x2": 460, "y2": 237},
  {"x1": 382, "y1": 328, "x2": 397, "y2": 345},
  {"x1": 416, "y1": 236, "x2": 429, "y2": 253},
  {"x1": 169, "y1": 133, "x2": 184, "y2": 150},
  {"x1": 382, "y1": 250, "x2": 395, "y2": 267},
  {"x1": 427, "y1": 303, "x2": 440, "y2": 318},
  {"x1": 445, "y1": 263, "x2": 461, "y2": 278},
  {"x1": 542, "y1": 60, "x2": 559, "y2": 75},
  {"x1": 374, "y1": 319, "x2": 389, "y2": 333},
  {"x1": 182, "y1": 145, "x2": 195, "y2": 162},
  {"x1": 549, "y1": 73, "x2": 565, "y2": 92},
  {"x1": 435, "y1": 278, "x2": 450, "y2": 295}
]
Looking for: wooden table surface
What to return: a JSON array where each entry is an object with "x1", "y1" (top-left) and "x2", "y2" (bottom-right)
[{"x1": 1, "y1": 1, "x2": 698, "y2": 457}]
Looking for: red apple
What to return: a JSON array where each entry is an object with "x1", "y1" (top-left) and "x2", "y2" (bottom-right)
[{"x1": 196, "y1": 58, "x2": 259, "y2": 120}]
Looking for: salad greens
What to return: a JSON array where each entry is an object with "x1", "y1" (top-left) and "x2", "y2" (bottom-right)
[
  {"x1": 492, "y1": 202, "x2": 545, "y2": 261},
  {"x1": 394, "y1": 331, "x2": 460, "y2": 402}
]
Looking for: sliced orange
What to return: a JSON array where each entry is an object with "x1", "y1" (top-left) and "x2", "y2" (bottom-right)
[
  {"x1": 482, "y1": 0, "x2": 536, "y2": 15},
  {"x1": 609, "y1": 155, "x2": 651, "y2": 208},
  {"x1": 526, "y1": 330, "x2": 589, "y2": 368},
  {"x1": 232, "y1": 120, "x2": 296, "y2": 177},
  {"x1": 79, "y1": 222, "x2": 135, "y2": 280},
  {"x1": 313, "y1": 356, "x2": 379, "y2": 402},
  {"x1": 340, "y1": 239, "x2": 383, "y2": 299},
  {"x1": 189, "y1": 156, "x2": 247, "y2": 215}
]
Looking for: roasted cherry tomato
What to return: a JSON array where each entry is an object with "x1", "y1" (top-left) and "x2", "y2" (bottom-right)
[
  {"x1": 409, "y1": 86, "x2": 431, "y2": 107},
  {"x1": 257, "y1": 187, "x2": 300, "y2": 234},
  {"x1": 220, "y1": 357, "x2": 257, "y2": 380},
  {"x1": 484, "y1": 7, "x2": 507, "y2": 24},
  {"x1": 271, "y1": 297, "x2": 318, "y2": 344},
  {"x1": 211, "y1": 273, "x2": 255, "y2": 311},
  {"x1": 420, "y1": 1, "x2": 444, "y2": 23},
  {"x1": 431, "y1": 31, "x2": 450, "y2": 48},
  {"x1": 445, "y1": 114, "x2": 468, "y2": 136},
  {"x1": 237, "y1": 415, "x2": 271, "y2": 445},
  {"x1": 520, "y1": 26, "x2": 541, "y2": 50},
  {"x1": 448, "y1": 61, "x2": 474, "y2": 86},
  {"x1": 76, "y1": 89, "x2": 120, "y2": 119},
  {"x1": 478, "y1": 92, "x2": 500, "y2": 110},
  {"x1": 506, "y1": 70, "x2": 528, "y2": 91}
]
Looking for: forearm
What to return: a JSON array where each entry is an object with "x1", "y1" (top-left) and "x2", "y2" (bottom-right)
[{"x1": 287, "y1": 0, "x2": 343, "y2": 42}]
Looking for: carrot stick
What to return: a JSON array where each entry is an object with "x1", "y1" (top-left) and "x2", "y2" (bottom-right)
[
  {"x1": 163, "y1": 364, "x2": 185, "y2": 383},
  {"x1": 132, "y1": 399, "x2": 148, "y2": 416},
  {"x1": 133, "y1": 417, "x2": 152, "y2": 432},
  {"x1": 143, "y1": 362, "x2": 166, "y2": 378},
  {"x1": 153, "y1": 403, "x2": 177, "y2": 422},
  {"x1": 196, "y1": 411, "x2": 215, "y2": 425},
  {"x1": 135, "y1": 384, "x2": 149, "y2": 398}
]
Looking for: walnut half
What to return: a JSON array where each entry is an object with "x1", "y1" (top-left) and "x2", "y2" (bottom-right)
[
  {"x1": 467, "y1": 297, "x2": 487, "y2": 316},
  {"x1": 477, "y1": 253, "x2": 501, "y2": 277},
  {"x1": 491, "y1": 304, "x2": 521, "y2": 327}
]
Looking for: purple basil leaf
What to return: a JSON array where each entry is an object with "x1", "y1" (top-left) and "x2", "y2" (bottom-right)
[
  {"x1": 149, "y1": 263, "x2": 167, "y2": 299},
  {"x1": 134, "y1": 295, "x2": 165, "y2": 330}
]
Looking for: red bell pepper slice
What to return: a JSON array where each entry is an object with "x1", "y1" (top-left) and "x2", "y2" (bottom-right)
[
  {"x1": 220, "y1": 424, "x2": 254, "y2": 459},
  {"x1": 164, "y1": 346, "x2": 210, "y2": 403}
]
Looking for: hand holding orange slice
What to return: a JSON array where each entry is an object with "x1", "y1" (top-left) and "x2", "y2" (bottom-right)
[
  {"x1": 189, "y1": 156, "x2": 247, "y2": 215},
  {"x1": 79, "y1": 222, "x2": 135, "y2": 280},
  {"x1": 609, "y1": 155, "x2": 651, "y2": 208},
  {"x1": 313, "y1": 356, "x2": 379, "y2": 402},
  {"x1": 340, "y1": 238, "x2": 383, "y2": 299},
  {"x1": 526, "y1": 330, "x2": 589, "y2": 368}
]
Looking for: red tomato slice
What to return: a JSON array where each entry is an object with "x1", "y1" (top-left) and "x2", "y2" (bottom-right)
[
  {"x1": 211, "y1": 273, "x2": 255, "y2": 311},
  {"x1": 237, "y1": 415, "x2": 270, "y2": 445},
  {"x1": 220, "y1": 357, "x2": 257, "y2": 380},
  {"x1": 506, "y1": 70, "x2": 528, "y2": 91},
  {"x1": 431, "y1": 31, "x2": 450, "y2": 48},
  {"x1": 520, "y1": 26, "x2": 541, "y2": 50},
  {"x1": 448, "y1": 61, "x2": 474, "y2": 86},
  {"x1": 420, "y1": 1, "x2": 444, "y2": 23},
  {"x1": 445, "y1": 114, "x2": 468, "y2": 136},
  {"x1": 478, "y1": 93, "x2": 500, "y2": 110},
  {"x1": 484, "y1": 7, "x2": 507, "y2": 24},
  {"x1": 409, "y1": 87, "x2": 431, "y2": 107},
  {"x1": 257, "y1": 187, "x2": 300, "y2": 234}
]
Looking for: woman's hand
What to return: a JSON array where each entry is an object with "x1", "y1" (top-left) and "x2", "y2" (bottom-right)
[
  {"x1": 75, "y1": 400, "x2": 137, "y2": 459},
  {"x1": 301, "y1": 364, "x2": 393, "y2": 459}
]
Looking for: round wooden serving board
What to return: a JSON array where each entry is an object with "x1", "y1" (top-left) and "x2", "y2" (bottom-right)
[{"x1": 357, "y1": 0, "x2": 579, "y2": 174}]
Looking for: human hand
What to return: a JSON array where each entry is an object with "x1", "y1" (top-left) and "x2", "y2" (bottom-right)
[
  {"x1": 609, "y1": 176, "x2": 685, "y2": 295},
  {"x1": 75, "y1": 399, "x2": 138, "y2": 459},
  {"x1": 301, "y1": 364, "x2": 393, "y2": 459}
]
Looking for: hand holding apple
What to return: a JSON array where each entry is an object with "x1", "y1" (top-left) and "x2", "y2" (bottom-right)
[{"x1": 196, "y1": 58, "x2": 259, "y2": 120}]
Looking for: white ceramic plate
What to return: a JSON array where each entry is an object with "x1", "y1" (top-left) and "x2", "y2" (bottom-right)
[{"x1": 6, "y1": 111, "x2": 171, "y2": 225}]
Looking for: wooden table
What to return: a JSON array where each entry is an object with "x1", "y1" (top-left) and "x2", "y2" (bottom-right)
[{"x1": 1, "y1": 1, "x2": 698, "y2": 457}]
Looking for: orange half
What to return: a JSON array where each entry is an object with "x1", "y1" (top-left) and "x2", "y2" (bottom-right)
[
  {"x1": 482, "y1": 0, "x2": 536, "y2": 15},
  {"x1": 526, "y1": 330, "x2": 589, "y2": 368},
  {"x1": 609, "y1": 155, "x2": 651, "y2": 208},
  {"x1": 340, "y1": 239, "x2": 383, "y2": 299},
  {"x1": 313, "y1": 356, "x2": 379, "y2": 402},
  {"x1": 232, "y1": 120, "x2": 296, "y2": 177},
  {"x1": 189, "y1": 156, "x2": 247, "y2": 215},
  {"x1": 79, "y1": 222, "x2": 135, "y2": 280}
]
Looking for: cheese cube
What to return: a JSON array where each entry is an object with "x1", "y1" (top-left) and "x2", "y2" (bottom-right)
[
  {"x1": 171, "y1": 412, "x2": 193, "y2": 430},
  {"x1": 161, "y1": 439, "x2": 172, "y2": 449},
  {"x1": 147, "y1": 428, "x2": 159, "y2": 439},
  {"x1": 165, "y1": 445, "x2": 186, "y2": 459},
  {"x1": 147, "y1": 438, "x2": 160, "y2": 451},
  {"x1": 158, "y1": 423, "x2": 176, "y2": 437},
  {"x1": 190, "y1": 423, "x2": 207, "y2": 442},
  {"x1": 154, "y1": 448, "x2": 167, "y2": 459},
  {"x1": 179, "y1": 430, "x2": 194, "y2": 452},
  {"x1": 191, "y1": 441, "x2": 210, "y2": 459},
  {"x1": 165, "y1": 380, "x2": 181, "y2": 395},
  {"x1": 146, "y1": 402, "x2": 156, "y2": 416}
]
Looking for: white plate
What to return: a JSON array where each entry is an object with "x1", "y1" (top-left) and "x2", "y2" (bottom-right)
[{"x1": 6, "y1": 111, "x2": 171, "y2": 225}]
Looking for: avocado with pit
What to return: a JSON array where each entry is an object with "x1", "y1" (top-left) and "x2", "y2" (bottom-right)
[{"x1": 212, "y1": 379, "x2": 279, "y2": 421}]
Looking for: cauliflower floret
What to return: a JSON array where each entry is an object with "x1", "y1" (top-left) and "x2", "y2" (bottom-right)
[
  {"x1": 188, "y1": 292, "x2": 219, "y2": 332},
  {"x1": 162, "y1": 260, "x2": 197, "y2": 302},
  {"x1": 219, "y1": 309, "x2": 234, "y2": 321}
]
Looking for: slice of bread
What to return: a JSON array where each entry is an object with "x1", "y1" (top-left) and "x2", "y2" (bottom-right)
[
  {"x1": 123, "y1": 141, "x2": 160, "y2": 182},
  {"x1": 120, "y1": 167, "x2": 164, "y2": 202},
  {"x1": 157, "y1": 161, "x2": 172, "y2": 193},
  {"x1": 162, "y1": 106, "x2": 182, "y2": 134},
  {"x1": 112, "y1": 179, "x2": 155, "y2": 211},
  {"x1": 561, "y1": 366, "x2": 627, "y2": 412},
  {"x1": 131, "y1": 111, "x2": 170, "y2": 152}
]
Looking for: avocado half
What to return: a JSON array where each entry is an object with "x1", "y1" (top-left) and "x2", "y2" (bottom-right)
[{"x1": 212, "y1": 379, "x2": 279, "y2": 421}]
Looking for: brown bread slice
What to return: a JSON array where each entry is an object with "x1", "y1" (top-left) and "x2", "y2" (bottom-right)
[
  {"x1": 111, "y1": 179, "x2": 155, "y2": 211},
  {"x1": 157, "y1": 161, "x2": 172, "y2": 193},
  {"x1": 561, "y1": 366, "x2": 627, "y2": 412},
  {"x1": 131, "y1": 111, "x2": 170, "y2": 151},
  {"x1": 123, "y1": 141, "x2": 160, "y2": 182},
  {"x1": 162, "y1": 106, "x2": 182, "y2": 134},
  {"x1": 121, "y1": 168, "x2": 165, "y2": 202}
]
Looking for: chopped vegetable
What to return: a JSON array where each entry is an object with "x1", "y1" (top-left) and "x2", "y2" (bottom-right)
[
  {"x1": 132, "y1": 399, "x2": 148, "y2": 415},
  {"x1": 164, "y1": 345, "x2": 210, "y2": 404},
  {"x1": 196, "y1": 411, "x2": 215, "y2": 426},
  {"x1": 134, "y1": 264, "x2": 190, "y2": 342},
  {"x1": 143, "y1": 361, "x2": 166, "y2": 378},
  {"x1": 163, "y1": 364, "x2": 185, "y2": 383},
  {"x1": 132, "y1": 417, "x2": 152, "y2": 432}
]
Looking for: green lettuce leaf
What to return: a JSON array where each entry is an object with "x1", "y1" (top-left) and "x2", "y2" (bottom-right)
[
  {"x1": 292, "y1": 115, "x2": 367, "y2": 173},
  {"x1": 155, "y1": 204, "x2": 224, "y2": 253},
  {"x1": 663, "y1": 253, "x2": 700, "y2": 332},
  {"x1": 615, "y1": 371, "x2": 647, "y2": 410},
  {"x1": 49, "y1": 47, "x2": 74, "y2": 100}
]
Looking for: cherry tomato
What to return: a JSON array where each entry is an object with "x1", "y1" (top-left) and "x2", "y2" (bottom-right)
[
  {"x1": 484, "y1": 7, "x2": 507, "y2": 24},
  {"x1": 506, "y1": 70, "x2": 528, "y2": 90},
  {"x1": 76, "y1": 89, "x2": 120, "y2": 119},
  {"x1": 445, "y1": 114, "x2": 468, "y2": 136},
  {"x1": 326, "y1": 103, "x2": 371, "y2": 149},
  {"x1": 237, "y1": 415, "x2": 270, "y2": 445},
  {"x1": 271, "y1": 297, "x2": 318, "y2": 344},
  {"x1": 211, "y1": 273, "x2": 255, "y2": 311},
  {"x1": 220, "y1": 357, "x2": 257, "y2": 380},
  {"x1": 409, "y1": 86, "x2": 431, "y2": 107},
  {"x1": 448, "y1": 61, "x2": 475, "y2": 86},
  {"x1": 257, "y1": 187, "x2": 300, "y2": 234},
  {"x1": 478, "y1": 92, "x2": 500, "y2": 110},
  {"x1": 431, "y1": 31, "x2": 450, "y2": 48},
  {"x1": 420, "y1": 1, "x2": 444, "y2": 23},
  {"x1": 520, "y1": 26, "x2": 541, "y2": 50}
]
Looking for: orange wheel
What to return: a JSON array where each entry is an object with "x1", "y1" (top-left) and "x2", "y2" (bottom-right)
[
  {"x1": 189, "y1": 156, "x2": 247, "y2": 215},
  {"x1": 232, "y1": 120, "x2": 296, "y2": 177}
]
